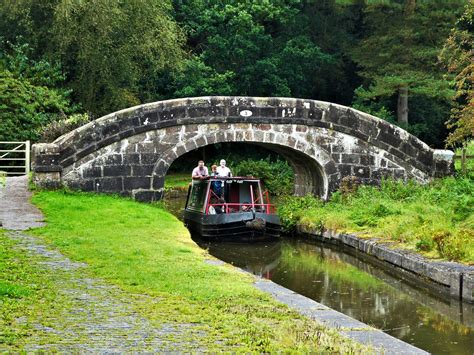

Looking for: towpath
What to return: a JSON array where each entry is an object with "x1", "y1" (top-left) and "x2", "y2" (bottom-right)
[{"x1": 0, "y1": 176, "x2": 198, "y2": 352}]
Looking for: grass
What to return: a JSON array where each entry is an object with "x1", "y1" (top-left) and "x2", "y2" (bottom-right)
[
  {"x1": 23, "y1": 190, "x2": 370, "y2": 352},
  {"x1": 0, "y1": 230, "x2": 70, "y2": 346},
  {"x1": 164, "y1": 172, "x2": 191, "y2": 191},
  {"x1": 0, "y1": 171, "x2": 6, "y2": 188},
  {"x1": 279, "y1": 177, "x2": 474, "y2": 264},
  {"x1": 454, "y1": 140, "x2": 474, "y2": 174}
]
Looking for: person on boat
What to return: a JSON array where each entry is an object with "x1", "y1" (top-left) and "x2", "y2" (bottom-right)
[
  {"x1": 216, "y1": 159, "x2": 232, "y2": 177},
  {"x1": 192, "y1": 160, "x2": 208, "y2": 179},
  {"x1": 217, "y1": 159, "x2": 231, "y2": 201},
  {"x1": 210, "y1": 164, "x2": 222, "y2": 197}
]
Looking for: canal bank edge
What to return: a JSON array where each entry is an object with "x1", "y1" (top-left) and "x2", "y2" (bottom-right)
[
  {"x1": 296, "y1": 225, "x2": 474, "y2": 303},
  {"x1": 254, "y1": 279, "x2": 428, "y2": 355},
  {"x1": 204, "y1": 260, "x2": 428, "y2": 354}
]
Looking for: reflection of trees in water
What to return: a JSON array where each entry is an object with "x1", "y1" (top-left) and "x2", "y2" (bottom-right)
[
  {"x1": 276, "y1": 240, "x2": 473, "y2": 345},
  {"x1": 191, "y1": 233, "x2": 473, "y2": 353}
]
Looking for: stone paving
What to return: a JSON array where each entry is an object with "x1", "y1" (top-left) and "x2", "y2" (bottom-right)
[{"x1": 0, "y1": 176, "x2": 199, "y2": 352}]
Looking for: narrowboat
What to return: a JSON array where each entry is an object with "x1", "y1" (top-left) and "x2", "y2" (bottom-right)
[{"x1": 183, "y1": 176, "x2": 281, "y2": 241}]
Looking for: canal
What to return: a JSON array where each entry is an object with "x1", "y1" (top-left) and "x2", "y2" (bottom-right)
[{"x1": 165, "y1": 193, "x2": 474, "y2": 354}]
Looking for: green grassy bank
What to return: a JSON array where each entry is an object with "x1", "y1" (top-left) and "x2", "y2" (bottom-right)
[
  {"x1": 279, "y1": 177, "x2": 474, "y2": 264},
  {"x1": 1, "y1": 190, "x2": 369, "y2": 352}
]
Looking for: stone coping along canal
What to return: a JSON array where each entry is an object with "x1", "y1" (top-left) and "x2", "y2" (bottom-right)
[{"x1": 297, "y1": 225, "x2": 474, "y2": 303}]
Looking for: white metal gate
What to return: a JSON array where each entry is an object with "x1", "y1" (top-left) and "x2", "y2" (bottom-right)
[{"x1": 0, "y1": 141, "x2": 31, "y2": 176}]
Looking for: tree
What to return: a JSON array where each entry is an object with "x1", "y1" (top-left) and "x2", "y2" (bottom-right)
[
  {"x1": 440, "y1": 2, "x2": 473, "y2": 148},
  {"x1": 52, "y1": 0, "x2": 185, "y2": 116},
  {"x1": 0, "y1": 41, "x2": 73, "y2": 141},
  {"x1": 351, "y1": 1, "x2": 464, "y2": 127}
]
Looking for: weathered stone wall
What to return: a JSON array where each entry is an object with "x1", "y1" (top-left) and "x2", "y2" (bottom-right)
[{"x1": 32, "y1": 96, "x2": 454, "y2": 201}]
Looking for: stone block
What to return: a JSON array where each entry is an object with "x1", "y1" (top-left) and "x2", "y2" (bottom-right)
[
  {"x1": 83, "y1": 166, "x2": 102, "y2": 178},
  {"x1": 258, "y1": 107, "x2": 277, "y2": 118},
  {"x1": 104, "y1": 154, "x2": 123, "y2": 165},
  {"x1": 140, "y1": 153, "x2": 158, "y2": 165},
  {"x1": 123, "y1": 177, "x2": 151, "y2": 190},
  {"x1": 358, "y1": 119, "x2": 378, "y2": 139},
  {"x1": 132, "y1": 165, "x2": 154, "y2": 177},
  {"x1": 371, "y1": 168, "x2": 391, "y2": 180},
  {"x1": 401, "y1": 253, "x2": 426, "y2": 274},
  {"x1": 123, "y1": 153, "x2": 140, "y2": 165},
  {"x1": 380, "y1": 248, "x2": 403, "y2": 267},
  {"x1": 154, "y1": 160, "x2": 170, "y2": 177},
  {"x1": 388, "y1": 147, "x2": 405, "y2": 160},
  {"x1": 338, "y1": 164, "x2": 352, "y2": 177},
  {"x1": 418, "y1": 150, "x2": 434, "y2": 169},
  {"x1": 341, "y1": 154, "x2": 360, "y2": 165},
  {"x1": 424, "y1": 263, "x2": 450, "y2": 286},
  {"x1": 307, "y1": 107, "x2": 323, "y2": 120},
  {"x1": 101, "y1": 123, "x2": 121, "y2": 137},
  {"x1": 65, "y1": 178, "x2": 94, "y2": 192},
  {"x1": 103, "y1": 165, "x2": 131, "y2": 177},
  {"x1": 34, "y1": 171, "x2": 62, "y2": 189},
  {"x1": 134, "y1": 189, "x2": 163, "y2": 202},
  {"x1": 117, "y1": 128, "x2": 136, "y2": 141},
  {"x1": 35, "y1": 165, "x2": 63, "y2": 173},
  {"x1": 118, "y1": 116, "x2": 141, "y2": 131},
  {"x1": 399, "y1": 142, "x2": 418, "y2": 158},
  {"x1": 359, "y1": 155, "x2": 375, "y2": 166},
  {"x1": 377, "y1": 126, "x2": 402, "y2": 149},
  {"x1": 341, "y1": 234, "x2": 359, "y2": 249},
  {"x1": 59, "y1": 145, "x2": 76, "y2": 162},
  {"x1": 159, "y1": 106, "x2": 187, "y2": 121},
  {"x1": 462, "y1": 272, "x2": 474, "y2": 303},
  {"x1": 96, "y1": 177, "x2": 123, "y2": 192},
  {"x1": 60, "y1": 156, "x2": 75, "y2": 169},
  {"x1": 152, "y1": 176, "x2": 165, "y2": 190},
  {"x1": 100, "y1": 134, "x2": 122, "y2": 148},
  {"x1": 339, "y1": 109, "x2": 359, "y2": 130}
]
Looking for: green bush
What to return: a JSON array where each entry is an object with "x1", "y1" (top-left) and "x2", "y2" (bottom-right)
[
  {"x1": 39, "y1": 113, "x2": 90, "y2": 142},
  {"x1": 277, "y1": 177, "x2": 474, "y2": 263},
  {"x1": 233, "y1": 157, "x2": 294, "y2": 196}
]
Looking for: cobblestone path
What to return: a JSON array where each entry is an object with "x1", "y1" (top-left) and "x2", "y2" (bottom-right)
[{"x1": 0, "y1": 177, "x2": 200, "y2": 352}]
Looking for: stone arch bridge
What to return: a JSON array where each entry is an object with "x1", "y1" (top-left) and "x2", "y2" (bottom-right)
[{"x1": 33, "y1": 96, "x2": 453, "y2": 202}]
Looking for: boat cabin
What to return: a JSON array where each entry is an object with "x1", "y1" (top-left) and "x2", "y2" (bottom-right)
[{"x1": 185, "y1": 177, "x2": 276, "y2": 215}]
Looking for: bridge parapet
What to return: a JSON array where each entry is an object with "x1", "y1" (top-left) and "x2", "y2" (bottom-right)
[{"x1": 33, "y1": 97, "x2": 454, "y2": 201}]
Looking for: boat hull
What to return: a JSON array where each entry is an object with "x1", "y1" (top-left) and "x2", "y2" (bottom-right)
[{"x1": 183, "y1": 210, "x2": 281, "y2": 241}]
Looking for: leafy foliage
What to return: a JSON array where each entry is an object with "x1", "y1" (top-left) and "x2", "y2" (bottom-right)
[
  {"x1": 0, "y1": 41, "x2": 74, "y2": 141},
  {"x1": 278, "y1": 177, "x2": 474, "y2": 263},
  {"x1": 39, "y1": 113, "x2": 90, "y2": 142},
  {"x1": 440, "y1": 2, "x2": 474, "y2": 148},
  {"x1": 351, "y1": 0, "x2": 464, "y2": 146},
  {"x1": 233, "y1": 157, "x2": 294, "y2": 196}
]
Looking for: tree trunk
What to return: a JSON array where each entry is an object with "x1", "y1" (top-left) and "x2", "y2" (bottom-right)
[
  {"x1": 404, "y1": 0, "x2": 416, "y2": 15},
  {"x1": 397, "y1": 86, "x2": 409, "y2": 125}
]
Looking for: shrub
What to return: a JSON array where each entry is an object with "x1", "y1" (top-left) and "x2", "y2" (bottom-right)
[
  {"x1": 39, "y1": 113, "x2": 90, "y2": 142},
  {"x1": 233, "y1": 157, "x2": 294, "y2": 196},
  {"x1": 278, "y1": 195, "x2": 323, "y2": 232}
]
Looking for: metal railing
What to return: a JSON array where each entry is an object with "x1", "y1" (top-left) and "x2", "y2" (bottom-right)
[{"x1": 0, "y1": 141, "x2": 31, "y2": 176}]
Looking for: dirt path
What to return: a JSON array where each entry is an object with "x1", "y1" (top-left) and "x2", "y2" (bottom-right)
[{"x1": 0, "y1": 177, "x2": 199, "y2": 352}]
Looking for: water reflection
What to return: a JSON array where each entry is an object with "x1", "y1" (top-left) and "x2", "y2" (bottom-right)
[{"x1": 195, "y1": 237, "x2": 474, "y2": 354}]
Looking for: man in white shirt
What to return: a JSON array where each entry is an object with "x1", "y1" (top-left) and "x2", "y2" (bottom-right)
[
  {"x1": 216, "y1": 159, "x2": 231, "y2": 177},
  {"x1": 192, "y1": 160, "x2": 209, "y2": 179}
]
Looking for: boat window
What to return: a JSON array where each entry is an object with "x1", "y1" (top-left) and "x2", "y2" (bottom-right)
[{"x1": 187, "y1": 181, "x2": 208, "y2": 211}]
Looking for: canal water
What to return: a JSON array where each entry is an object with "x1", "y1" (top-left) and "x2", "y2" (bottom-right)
[{"x1": 164, "y1": 193, "x2": 474, "y2": 354}]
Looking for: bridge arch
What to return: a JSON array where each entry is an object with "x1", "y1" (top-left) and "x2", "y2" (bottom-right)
[
  {"x1": 32, "y1": 96, "x2": 454, "y2": 201},
  {"x1": 151, "y1": 125, "x2": 333, "y2": 200}
]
